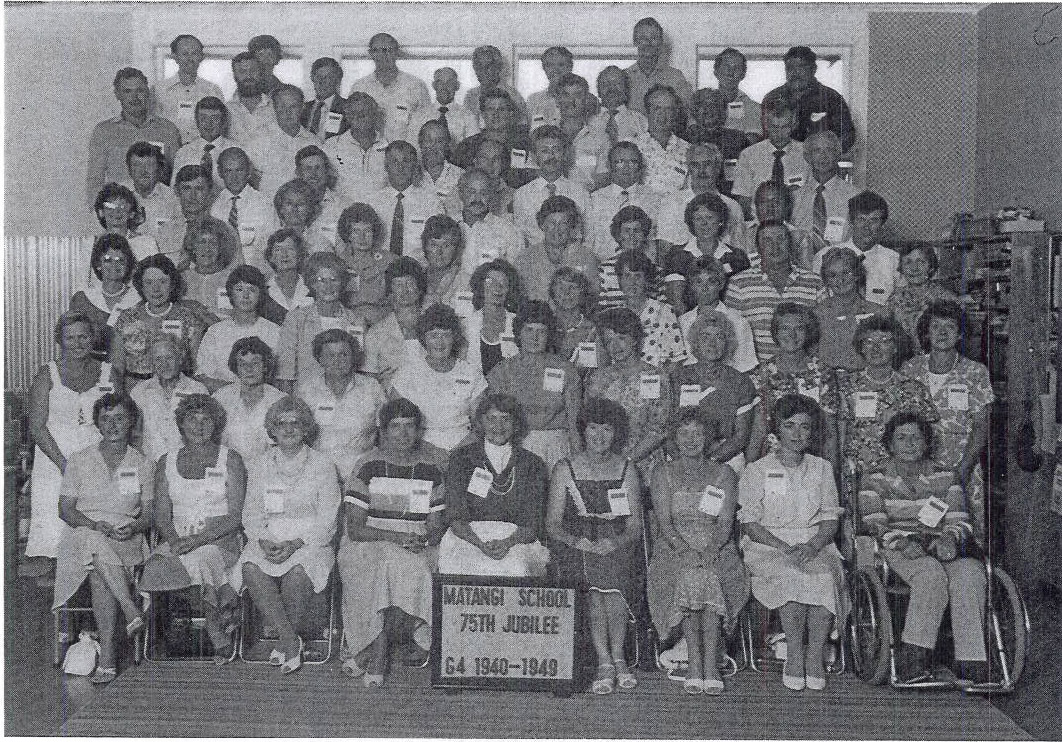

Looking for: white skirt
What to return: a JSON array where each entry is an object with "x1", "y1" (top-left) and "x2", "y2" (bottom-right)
[{"x1": 438, "y1": 521, "x2": 549, "y2": 578}]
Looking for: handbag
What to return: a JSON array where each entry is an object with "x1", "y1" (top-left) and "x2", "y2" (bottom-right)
[{"x1": 138, "y1": 550, "x2": 193, "y2": 592}]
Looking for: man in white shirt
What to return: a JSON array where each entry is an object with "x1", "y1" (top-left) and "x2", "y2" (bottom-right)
[
  {"x1": 457, "y1": 168, "x2": 523, "y2": 275},
  {"x1": 152, "y1": 34, "x2": 224, "y2": 145},
  {"x1": 296, "y1": 144, "x2": 349, "y2": 253},
  {"x1": 121, "y1": 141, "x2": 179, "y2": 242},
  {"x1": 731, "y1": 100, "x2": 808, "y2": 217},
  {"x1": 248, "y1": 35, "x2": 284, "y2": 97},
  {"x1": 591, "y1": 66, "x2": 649, "y2": 145},
  {"x1": 632, "y1": 86, "x2": 690, "y2": 195},
  {"x1": 211, "y1": 147, "x2": 274, "y2": 271},
  {"x1": 302, "y1": 57, "x2": 347, "y2": 141},
  {"x1": 173, "y1": 96, "x2": 236, "y2": 193},
  {"x1": 364, "y1": 141, "x2": 444, "y2": 262},
  {"x1": 226, "y1": 52, "x2": 275, "y2": 153},
  {"x1": 417, "y1": 120, "x2": 464, "y2": 218},
  {"x1": 556, "y1": 73, "x2": 611, "y2": 191},
  {"x1": 464, "y1": 45, "x2": 529, "y2": 131},
  {"x1": 513, "y1": 125, "x2": 591, "y2": 246},
  {"x1": 348, "y1": 33, "x2": 431, "y2": 143},
  {"x1": 656, "y1": 143, "x2": 745, "y2": 250},
  {"x1": 624, "y1": 17, "x2": 694, "y2": 115},
  {"x1": 713, "y1": 48, "x2": 762, "y2": 145},
  {"x1": 249, "y1": 84, "x2": 321, "y2": 199},
  {"x1": 322, "y1": 92, "x2": 390, "y2": 203},
  {"x1": 408, "y1": 67, "x2": 479, "y2": 147},
  {"x1": 792, "y1": 130, "x2": 858, "y2": 250},
  {"x1": 812, "y1": 190, "x2": 900, "y2": 305},
  {"x1": 588, "y1": 141, "x2": 660, "y2": 260},
  {"x1": 527, "y1": 46, "x2": 573, "y2": 129},
  {"x1": 157, "y1": 164, "x2": 213, "y2": 268}
]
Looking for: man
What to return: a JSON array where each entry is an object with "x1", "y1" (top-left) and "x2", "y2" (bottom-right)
[
  {"x1": 121, "y1": 141, "x2": 179, "y2": 241},
  {"x1": 792, "y1": 130, "x2": 858, "y2": 249},
  {"x1": 685, "y1": 87, "x2": 748, "y2": 188},
  {"x1": 347, "y1": 33, "x2": 431, "y2": 143},
  {"x1": 210, "y1": 147, "x2": 273, "y2": 270},
  {"x1": 724, "y1": 220, "x2": 824, "y2": 362},
  {"x1": 464, "y1": 45, "x2": 529, "y2": 131},
  {"x1": 761, "y1": 46, "x2": 856, "y2": 152},
  {"x1": 742, "y1": 180, "x2": 815, "y2": 271},
  {"x1": 248, "y1": 34, "x2": 284, "y2": 96},
  {"x1": 624, "y1": 17, "x2": 693, "y2": 115},
  {"x1": 456, "y1": 168, "x2": 523, "y2": 275},
  {"x1": 713, "y1": 48, "x2": 762, "y2": 144},
  {"x1": 590, "y1": 66, "x2": 649, "y2": 144},
  {"x1": 730, "y1": 100, "x2": 809, "y2": 217},
  {"x1": 418, "y1": 120, "x2": 464, "y2": 218},
  {"x1": 451, "y1": 89, "x2": 533, "y2": 171},
  {"x1": 588, "y1": 141, "x2": 660, "y2": 260},
  {"x1": 656, "y1": 143, "x2": 746, "y2": 251},
  {"x1": 514, "y1": 195, "x2": 600, "y2": 302},
  {"x1": 556, "y1": 73, "x2": 611, "y2": 191},
  {"x1": 472, "y1": 139, "x2": 520, "y2": 216},
  {"x1": 813, "y1": 191, "x2": 900, "y2": 305},
  {"x1": 527, "y1": 46, "x2": 574, "y2": 129},
  {"x1": 513, "y1": 125, "x2": 591, "y2": 245},
  {"x1": 87, "y1": 68, "x2": 181, "y2": 206},
  {"x1": 296, "y1": 144, "x2": 351, "y2": 254},
  {"x1": 226, "y1": 52, "x2": 274, "y2": 150},
  {"x1": 632, "y1": 85, "x2": 690, "y2": 194},
  {"x1": 322, "y1": 92, "x2": 390, "y2": 202},
  {"x1": 301, "y1": 57, "x2": 347, "y2": 140},
  {"x1": 173, "y1": 96, "x2": 237, "y2": 192},
  {"x1": 364, "y1": 141, "x2": 444, "y2": 261},
  {"x1": 156, "y1": 164, "x2": 214, "y2": 268},
  {"x1": 250, "y1": 84, "x2": 320, "y2": 199},
  {"x1": 153, "y1": 34, "x2": 223, "y2": 144},
  {"x1": 408, "y1": 67, "x2": 479, "y2": 147}
]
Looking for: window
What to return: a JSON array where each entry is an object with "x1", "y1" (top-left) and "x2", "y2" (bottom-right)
[
  {"x1": 155, "y1": 45, "x2": 304, "y2": 101},
  {"x1": 514, "y1": 46, "x2": 637, "y2": 100},
  {"x1": 695, "y1": 46, "x2": 849, "y2": 103},
  {"x1": 336, "y1": 47, "x2": 477, "y2": 99}
]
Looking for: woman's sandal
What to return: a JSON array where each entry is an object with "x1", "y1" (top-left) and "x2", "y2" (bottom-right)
[
  {"x1": 268, "y1": 649, "x2": 286, "y2": 666},
  {"x1": 591, "y1": 664, "x2": 616, "y2": 695},
  {"x1": 125, "y1": 615, "x2": 145, "y2": 638},
  {"x1": 91, "y1": 666, "x2": 118, "y2": 684},
  {"x1": 614, "y1": 659, "x2": 638, "y2": 690},
  {"x1": 702, "y1": 677, "x2": 725, "y2": 696},
  {"x1": 341, "y1": 658, "x2": 367, "y2": 679},
  {"x1": 683, "y1": 677, "x2": 703, "y2": 695},
  {"x1": 281, "y1": 637, "x2": 304, "y2": 675}
]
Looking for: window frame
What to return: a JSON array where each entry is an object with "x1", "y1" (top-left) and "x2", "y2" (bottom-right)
[
  {"x1": 153, "y1": 43, "x2": 306, "y2": 99},
  {"x1": 512, "y1": 44, "x2": 638, "y2": 97},
  {"x1": 333, "y1": 44, "x2": 479, "y2": 88}
]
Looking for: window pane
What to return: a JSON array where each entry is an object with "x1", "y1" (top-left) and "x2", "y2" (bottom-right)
[
  {"x1": 163, "y1": 57, "x2": 304, "y2": 103},
  {"x1": 697, "y1": 59, "x2": 844, "y2": 104},
  {"x1": 516, "y1": 58, "x2": 636, "y2": 99},
  {"x1": 340, "y1": 59, "x2": 477, "y2": 99}
]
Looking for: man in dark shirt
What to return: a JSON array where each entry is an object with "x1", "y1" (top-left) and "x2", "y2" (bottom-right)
[
  {"x1": 451, "y1": 89, "x2": 533, "y2": 172},
  {"x1": 761, "y1": 46, "x2": 855, "y2": 152}
]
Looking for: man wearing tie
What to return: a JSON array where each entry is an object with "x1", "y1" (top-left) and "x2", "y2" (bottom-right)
[
  {"x1": 302, "y1": 57, "x2": 347, "y2": 141},
  {"x1": 173, "y1": 96, "x2": 237, "y2": 193},
  {"x1": 589, "y1": 66, "x2": 648, "y2": 145},
  {"x1": 408, "y1": 67, "x2": 478, "y2": 148},
  {"x1": 587, "y1": 141, "x2": 659, "y2": 261},
  {"x1": 512, "y1": 125, "x2": 591, "y2": 246},
  {"x1": 364, "y1": 140, "x2": 444, "y2": 262},
  {"x1": 730, "y1": 101, "x2": 808, "y2": 219},
  {"x1": 792, "y1": 130, "x2": 857, "y2": 253},
  {"x1": 210, "y1": 147, "x2": 273, "y2": 271}
]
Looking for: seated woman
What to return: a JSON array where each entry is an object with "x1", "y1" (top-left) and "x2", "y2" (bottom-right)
[
  {"x1": 814, "y1": 247, "x2": 885, "y2": 372},
  {"x1": 144, "y1": 394, "x2": 247, "y2": 663},
  {"x1": 337, "y1": 398, "x2": 448, "y2": 687},
  {"x1": 421, "y1": 214, "x2": 473, "y2": 311},
  {"x1": 487, "y1": 300, "x2": 581, "y2": 470},
  {"x1": 335, "y1": 203, "x2": 395, "y2": 327},
  {"x1": 52, "y1": 393, "x2": 152, "y2": 684},
  {"x1": 886, "y1": 243, "x2": 958, "y2": 350},
  {"x1": 439, "y1": 393, "x2": 550, "y2": 577},
  {"x1": 69, "y1": 234, "x2": 140, "y2": 361},
  {"x1": 130, "y1": 334, "x2": 208, "y2": 462},
  {"x1": 859, "y1": 412, "x2": 988, "y2": 687},
  {"x1": 463, "y1": 259, "x2": 523, "y2": 379},
  {"x1": 738, "y1": 394, "x2": 849, "y2": 692},
  {"x1": 212, "y1": 337, "x2": 286, "y2": 464},
  {"x1": 180, "y1": 217, "x2": 242, "y2": 322},
  {"x1": 647, "y1": 409, "x2": 749, "y2": 695},
  {"x1": 232, "y1": 396, "x2": 342, "y2": 674},
  {"x1": 546, "y1": 398, "x2": 644, "y2": 695},
  {"x1": 362, "y1": 257, "x2": 428, "y2": 388}
]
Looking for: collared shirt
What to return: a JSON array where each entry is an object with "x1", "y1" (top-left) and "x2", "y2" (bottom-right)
[
  {"x1": 323, "y1": 133, "x2": 390, "y2": 203},
  {"x1": 723, "y1": 90, "x2": 763, "y2": 138},
  {"x1": 348, "y1": 70, "x2": 432, "y2": 143},
  {"x1": 120, "y1": 180, "x2": 179, "y2": 241},
  {"x1": 174, "y1": 135, "x2": 238, "y2": 191},
  {"x1": 679, "y1": 301, "x2": 759, "y2": 373},
  {"x1": 624, "y1": 61, "x2": 694, "y2": 114},
  {"x1": 226, "y1": 94, "x2": 276, "y2": 150},
  {"x1": 153, "y1": 74, "x2": 224, "y2": 144},
  {"x1": 812, "y1": 240, "x2": 900, "y2": 306},
  {"x1": 792, "y1": 175, "x2": 859, "y2": 244},
  {"x1": 464, "y1": 84, "x2": 530, "y2": 130},
  {"x1": 588, "y1": 183, "x2": 661, "y2": 260},
  {"x1": 423, "y1": 161, "x2": 465, "y2": 219},
  {"x1": 210, "y1": 186, "x2": 275, "y2": 270},
  {"x1": 636, "y1": 297, "x2": 688, "y2": 367},
  {"x1": 364, "y1": 182, "x2": 445, "y2": 262},
  {"x1": 762, "y1": 80, "x2": 857, "y2": 152},
  {"x1": 514, "y1": 240, "x2": 600, "y2": 302},
  {"x1": 307, "y1": 188, "x2": 351, "y2": 253},
  {"x1": 302, "y1": 94, "x2": 346, "y2": 139},
  {"x1": 632, "y1": 132, "x2": 690, "y2": 194},
  {"x1": 459, "y1": 212, "x2": 523, "y2": 276},
  {"x1": 247, "y1": 124, "x2": 322, "y2": 199},
  {"x1": 527, "y1": 90, "x2": 561, "y2": 129},
  {"x1": 731, "y1": 138, "x2": 809, "y2": 199},
  {"x1": 724, "y1": 267, "x2": 825, "y2": 362},
  {"x1": 589, "y1": 105, "x2": 649, "y2": 143},
  {"x1": 87, "y1": 115, "x2": 182, "y2": 205},
  {"x1": 513, "y1": 176, "x2": 591, "y2": 245},
  {"x1": 655, "y1": 187, "x2": 747, "y2": 248},
  {"x1": 568, "y1": 123, "x2": 611, "y2": 190},
  {"x1": 195, "y1": 316, "x2": 281, "y2": 383},
  {"x1": 277, "y1": 302, "x2": 363, "y2": 383},
  {"x1": 297, "y1": 372, "x2": 386, "y2": 478},
  {"x1": 409, "y1": 100, "x2": 480, "y2": 146},
  {"x1": 267, "y1": 275, "x2": 313, "y2": 312}
]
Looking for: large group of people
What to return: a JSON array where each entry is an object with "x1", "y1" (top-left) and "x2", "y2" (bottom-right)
[{"x1": 29, "y1": 18, "x2": 998, "y2": 695}]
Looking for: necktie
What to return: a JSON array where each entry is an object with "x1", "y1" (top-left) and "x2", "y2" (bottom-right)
[
  {"x1": 813, "y1": 183, "x2": 827, "y2": 238},
  {"x1": 605, "y1": 109, "x2": 619, "y2": 144},
  {"x1": 546, "y1": 182, "x2": 557, "y2": 198},
  {"x1": 772, "y1": 149, "x2": 786, "y2": 185},
  {"x1": 620, "y1": 189, "x2": 630, "y2": 206},
  {"x1": 309, "y1": 101, "x2": 324, "y2": 137},
  {"x1": 228, "y1": 195, "x2": 239, "y2": 229},
  {"x1": 390, "y1": 192, "x2": 405, "y2": 255},
  {"x1": 438, "y1": 106, "x2": 450, "y2": 138},
  {"x1": 201, "y1": 143, "x2": 215, "y2": 182}
]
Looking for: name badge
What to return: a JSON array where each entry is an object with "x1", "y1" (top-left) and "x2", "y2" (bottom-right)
[
  {"x1": 786, "y1": 175, "x2": 805, "y2": 189},
  {"x1": 500, "y1": 333, "x2": 517, "y2": 356},
  {"x1": 856, "y1": 313, "x2": 875, "y2": 322},
  {"x1": 854, "y1": 391, "x2": 878, "y2": 419},
  {"x1": 543, "y1": 367, "x2": 565, "y2": 392},
  {"x1": 532, "y1": 115, "x2": 546, "y2": 124},
  {"x1": 117, "y1": 468, "x2": 140, "y2": 496},
  {"x1": 510, "y1": 149, "x2": 529, "y2": 169},
  {"x1": 575, "y1": 341, "x2": 598, "y2": 369},
  {"x1": 396, "y1": 104, "x2": 408, "y2": 112},
  {"x1": 810, "y1": 111, "x2": 827, "y2": 123},
  {"x1": 204, "y1": 466, "x2": 226, "y2": 497},
  {"x1": 947, "y1": 385, "x2": 969, "y2": 411},
  {"x1": 698, "y1": 484, "x2": 725, "y2": 517},
  {"x1": 468, "y1": 467, "x2": 494, "y2": 498},
  {"x1": 607, "y1": 487, "x2": 631, "y2": 517},
  {"x1": 408, "y1": 480, "x2": 432, "y2": 514},
  {"x1": 576, "y1": 154, "x2": 597, "y2": 172},
  {"x1": 764, "y1": 470, "x2": 787, "y2": 498},
  {"x1": 156, "y1": 217, "x2": 169, "y2": 230},
  {"x1": 727, "y1": 101, "x2": 745, "y2": 118},
  {"x1": 478, "y1": 246, "x2": 499, "y2": 264},
  {"x1": 316, "y1": 403, "x2": 336, "y2": 425},
  {"x1": 216, "y1": 287, "x2": 232, "y2": 311},
  {"x1": 264, "y1": 485, "x2": 286, "y2": 514},
  {"x1": 679, "y1": 384, "x2": 702, "y2": 408},
  {"x1": 917, "y1": 495, "x2": 949, "y2": 528},
  {"x1": 870, "y1": 286, "x2": 886, "y2": 296},
  {"x1": 639, "y1": 372, "x2": 661, "y2": 400},
  {"x1": 796, "y1": 378, "x2": 820, "y2": 402},
  {"x1": 179, "y1": 101, "x2": 193, "y2": 110},
  {"x1": 239, "y1": 223, "x2": 256, "y2": 245},
  {"x1": 349, "y1": 323, "x2": 365, "y2": 348},
  {"x1": 97, "y1": 381, "x2": 115, "y2": 395},
  {"x1": 325, "y1": 111, "x2": 343, "y2": 135},
  {"x1": 161, "y1": 319, "x2": 183, "y2": 336},
  {"x1": 148, "y1": 140, "x2": 166, "y2": 154},
  {"x1": 455, "y1": 291, "x2": 474, "y2": 317},
  {"x1": 454, "y1": 376, "x2": 473, "y2": 388},
  {"x1": 824, "y1": 217, "x2": 847, "y2": 245}
]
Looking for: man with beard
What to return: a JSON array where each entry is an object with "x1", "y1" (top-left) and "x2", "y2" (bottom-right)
[
  {"x1": 761, "y1": 46, "x2": 856, "y2": 152},
  {"x1": 227, "y1": 52, "x2": 274, "y2": 151}
]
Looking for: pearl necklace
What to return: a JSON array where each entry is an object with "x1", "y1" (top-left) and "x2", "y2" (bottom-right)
[{"x1": 145, "y1": 302, "x2": 173, "y2": 318}]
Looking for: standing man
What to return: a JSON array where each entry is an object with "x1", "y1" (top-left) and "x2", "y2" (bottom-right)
[
  {"x1": 322, "y1": 92, "x2": 390, "y2": 202},
  {"x1": 251, "y1": 84, "x2": 320, "y2": 199},
  {"x1": 156, "y1": 164, "x2": 214, "y2": 268},
  {"x1": 655, "y1": 143, "x2": 746, "y2": 250},
  {"x1": 153, "y1": 34, "x2": 223, "y2": 145},
  {"x1": 348, "y1": 33, "x2": 431, "y2": 143},
  {"x1": 173, "y1": 96, "x2": 237, "y2": 193},
  {"x1": 364, "y1": 141, "x2": 444, "y2": 262},
  {"x1": 792, "y1": 130, "x2": 858, "y2": 250},
  {"x1": 588, "y1": 141, "x2": 660, "y2": 260},
  {"x1": 464, "y1": 45, "x2": 529, "y2": 131},
  {"x1": 713, "y1": 48, "x2": 762, "y2": 144},
  {"x1": 248, "y1": 34, "x2": 284, "y2": 96},
  {"x1": 512, "y1": 125, "x2": 591, "y2": 246},
  {"x1": 527, "y1": 46, "x2": 574, "y2": 129},
  {"x1": 87, "y1": 68, "x2": 181, "y2": 206},
  {"x1": 451, "y1": 89, "x2": 533, "y2": 171},
  {"x1": 730, "y1": 100, "x2": 809, "y2": 218},
  {"x1": 409, "y1": 67, "x2": 479, "y2": 146},
  {"x1": 226, "y1": 52, "x2": 274, "y2": 151},
  {"x1": 632, "y1": 85, "x2": 690, "y2": 195},
  {"x1": 624, "y1": 17, "x2": 693, "y2": 115},
  {"x1": 813, "y1": 191, "x2": 899, "y2": 305},
  {"x1": 456, "y1": 168, "x2": 523, "y2": 275},
  {"x1": 121, "y1": 141, "x2": 179, "y2": 242},
  {"x1": 418, "y1": 120, "x2": 464, "y2": 218},
  {"x1": 210, "y1": 147, "x2": 274, "y2": 271},
  {"x1": 590, "y1": 66, "x2": 648, "y2": 144},
  {"x1": 296, "y1": 144, "x2": 351, "y2": 254},
  {"x1": 761, "y1": 46, "x2": 856, "y2": 152},
  {"x1": 302, "y1": 57, "x2": 347, "y2": 141},
  {"x1": 556, "y1": 73, "x2": 611, "y2": 191}
]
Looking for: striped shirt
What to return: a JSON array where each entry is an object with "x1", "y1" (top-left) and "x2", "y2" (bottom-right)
[
  {"x1": 346, "y1": 453, "x2": 446, "y2": 536},
  {"x1": 724, "y1": 267, "x2": 825, "y2": 362}
]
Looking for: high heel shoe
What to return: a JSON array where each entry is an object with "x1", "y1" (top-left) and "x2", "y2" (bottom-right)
[{"x1": 281, "y1": 636, "x2": 303, "y2": 675}]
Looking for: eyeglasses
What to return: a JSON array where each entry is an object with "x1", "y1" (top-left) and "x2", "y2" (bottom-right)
[{"x1": 861, "y1": 338, "x2": 896, "y2": 349}]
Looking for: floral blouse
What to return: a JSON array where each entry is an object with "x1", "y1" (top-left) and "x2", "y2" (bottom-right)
[
  {"x1": 637, "y1": 298, "x2": 688, "y2": 368},
  {"x1": 886, "y1": 283, "x2": 958, "y2": 348},
  {"x1": 753, "y1": 355, "x2": 841, "y2": 416}
]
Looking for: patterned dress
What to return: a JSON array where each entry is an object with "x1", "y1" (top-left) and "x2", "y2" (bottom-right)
[
  {"x1": 635, "y1": 298, "x2": 688, "y2": 368},
  {"x1": 887, "y1": 283, "x2": 958, "y2": 349},
  {"x1": 586, "y1": 361, "x2": 674, "y2": 479}
]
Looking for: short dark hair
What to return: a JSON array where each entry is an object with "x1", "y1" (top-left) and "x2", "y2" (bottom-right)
[
  {"x1": 512, "y1": 299, "x2": 560, "y2": 353},
  {"x1": 174, "y1": 393, "x2": 227, "y2": 444},
  {"x1": 543, "y1": 46, "x2": 574, "y2": 64},
  {"x1": 384, "y1": 256, "x2": 428, "y2": 300},
  {"x1": 610, "y1": 205, "x2": 652, "y2": 244},
  {"x1": 615, "y1": 248, "x2": 657, "y2": 283},
  {"x1": 770, "y1": 301, "x2": 821, "y2": 351},
  {"x1": 479, "y1": 88, "x2": 514, "y2": 113},
  {"x1": 754, "y1": 181, "x2": 794, "y2": 221},
  {"x1": 882, "y1": 410, "x2": 936, "y2": 460},
  {"x1": 174, "y1": 164, "x2": 209, "y2": 187},
  {"x1": 194, "y1": 96, "x2": 229, "y2": 127},
  {"x1": 265, "y1": 228, "x2": 306, "y2": 269},
  {"x1": 94, "y1": 183, "x2": 144, "y2": 233},
  {"x1": 311, "y1": 56, "x2": 342, "y2": 77},
  {"x1": 230, "y1": 51, "x2": 258, "y2": 70},
  {"x1": 672, "y1": 406, "x2": 721, "y2": 447},
  {"x1": 415, "y1": 303, "x2": 466, "y2": 357},
  {"x1": 54, "y1": 311, "x2": 97, "y2": 348},
  {"x1": 820, "y1": 246, "x2": 867, "y2": 290},
  {"x1": 302, "y1": 251, "x2": 349, "y2": 296},
  {"x1": 784, "y1": 46, "x2": 817, "y2": 66},
  {"x1": 595, "y1": 307, "x2": 645, "y2": 355},
  {"x1": 555, "y1": 72, "x2": 588, "y2": 94},
  {"x1": 273, "y1": 179, "x2": 317, "y2": 217},
  {"x1": 227, "y1": 335, "x2": 277, "y2": 380},
  {"x1": 916, "y1": 299, "x2": 966, "y2": 353},
  {"x1": 248, "y1": 34, "x2": 282, "y2": 57},
  {"x1": 132, "y1": 254, "x2": 183, "y2": 303},
  {"x1": 90, "y1": 233, "x2": 136, "y2": 283},
  {"x1": 536, "y1": 195, "x2": 580, "y2": 229},
  {"x1": 225, "y1": 264, "x2": 268, "y2": 308},
  {"x1": 608, "y1": 140, "x2": 644, "y2": 171},
  {"x1": 311, "y1": 328, "x2": 364, "y2": 370},
  {"x1": 295, "y1": 144, "x2": 329, "y2": 167},
  {"x1": 714, "y1": 47, "x2": 748, "y2": 72},
  {"x1": 643, "y1": 84, "x2": 682, "y2": 118},
  {"x1": 853, "y1": 314, "x2": 901, "y2": 360},
  {"x1": 92, "y1": 393, "x2": 140, "y2": 432},
  {"x1": 472, "y1": 392, "x2": 530, "y2": 444},
  {"x1": 898, "y1": 242, "x2": 939, "y2": 277},
  {"x1": 185, "y1": 216, "x2": 241, "y2": 270},
  {"x1": 126, "y1": 141, "x2": 166, "y2": 172},
  {"x1": 578, "y1": 397, "x2": 629, "y2": 454},
  {"x1": 531, "y1": 124, "x2": 566, "y2": 146},
  {"x1": 169, "y1": 34, "x2": 203, "y2": 55},
  {"x1": 548, "y1": 267, "x2": 594, "y2": 315},
  {"x1": 420, "y1": 214, "x2": 464, "y2": 260},
  {"x1": 770, "y1": 393, "x2": 823, "y2": 442},
  {"x1": 684, "y1": 192, "x2": 730, "y2": 236},
  {"x1": 755, "y1": 219, "x2": 793, "y2": 257},
  {"x1": 113, "y1": 67, "x2": 148, "y2": 89},
  {"x1": 378, "y1": 397, "x2": 424, "y2": 432},
  {"x1": 217, "y1": 146, "x2": 250, "y2": 170},
  {"x1": 634, "y1": 16, "x2": 664, "y2": 34},
  {"x1": 470, "y1": 259, "x2": 522, "y2": 312},
  {"x1": 849, "y1": 190, "x2": 890, "y2": 223},
  {"x1": 338, "y1": 203, "x2": 384, "y2": 247}
]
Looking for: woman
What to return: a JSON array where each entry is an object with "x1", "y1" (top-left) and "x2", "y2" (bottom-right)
[
  {"x1": 548, "y1": 267, "x2": 600, "y2": 372},
  {"x1": 181, "y1": 217, "x2": 242, "y2": 320},
  {"x1": 837, "y1": 315, "x2": 938, "y2": 475},
  {"x1": 69, "y1": 234, "x2": 140, "y2": 360},
  {"x1": 585, "y1": 308, "x2": 674, "y2": 478},
  {"x1": 212, "y1": 337, "x2": 287, "y2": 464},
  {"x1": 52, "y1": 393, "x2": 151, "y2": 683},
  {"x1": 886, "y1": 244, "x2": 958, "y2": 349},
  {"x1": 145, "y1": 394, "x2": 246, "y2": 663},
  {"x1": 273, "y1": 179, "x2": 331, "y2": 255},
  {"x1": 615, "y1": 249, "x2": 688, "y2": 371},
  {"x1": 900, "y1": 300, "x2": 993, "y2": 544},
  {"x1": 677, "y1": 310, "x2": 758, "y2": 473},
  {"x1": 464, "y1": 259, "x2": 523, "y2": 379},
  {"x1": 276, "y1": 251, "x2": 361, "y2": 392},
  {"x1": 27, "y1": 313, "x2": 118, "y2": 561},
  {"x1": 422, "y1": 214, "x2": 472, "y2": 311},
  {"x1": 233, "y1": 396, "x2": 342, "y2": 674},
  {"x1": 681, "y1": 192, "x2": 750, "y2": 277},
  {"x1": 389, "y1": 304, "x2": 487, "y2": 452},
  {"x1": 130, "y1": 334, "x2": 208, "y2": 462},
  {"x1": 112, "y1": 254, "x2": 207, "y2": 384},
  {"x1": 648, "y1": 409, "x2": 749, "y2": 695},
  {"x1": 749, "y1": 303, "x2": 839, "y2": 467},
  {"x1": 362, "y1": 257, "x2": 428, "y2": 387},
  {"x1": 337, "y1": 398, "x2": 448, "y2": 687},
  {"x1": 814, "y1": 248, "x2": 885, "y2": 372},
  {"x1": 738, "y1": 394, "x2": 849, "y2": 692},
  {"x1": 547, "y1": 399, "x2": 644, "y2": 694},
  {"x1": 336, "y1": 203, "x2": 396, "y2": 327},
  {"x1": 263, "y1": 229, "x2": 314, "y2": 320},
  {"x1": 487, "y1": 300, "x2": 581, "y2": 470},
  {"x1": 473, "y1": 139, "x2": 516, "y2": 216},
  {"x1": 298, "y1": 329, "x2": 386, "y2": 482},
  {"x1": 195, "y1": 264, "x2": 281, "y2": 392},
  {"x1": 598, "y1": 206, "x2": 658, "y2": 311},
  {"x1": 92, "y1": 182, "x2": 158, "y2": 261},
  {"x1": 678, "y1": 255, "x2": 758, "y2": 374},
  {"x1": 439, "y1": 393, "x2": 550, "y2": 576}
]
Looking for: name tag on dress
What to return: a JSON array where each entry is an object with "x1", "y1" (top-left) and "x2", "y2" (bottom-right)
[
  {"x1": 575, "y1": 341, "x2": 598, "y2": 369},
  {"x1": 947, "y1": 385, "x2": 969, "y2": 411},
  {"x1": 326, "y1": 111, "x2": 343, "y2": 135},
  {"x1": 216, "y1": 287, "x2": 232, "y2": 311},
  {"x1": 608, "y1": 487, "x2": 631, "y2": 517},
  {"x1": 455, "y1": 291, "x2": 474, "y2": 317},
  {"x1": 315, "y1": 403, "x2": 336, "y2": 425},
  {"x1": 764, "y1": 470, "x2": 787, "y2": 498},
  {"x1": 161, "y1": 319, "x2": 183, "y2": 336},
  {"x1": 468, "y1": 467, "x2": 494, "y2": 498},
  {"x1": 698, "y1": 484, "x2": 725, "y2": 517},
  {"x1": 854, "y1": 391, "x2": 878, "y2": 419},
  {"x1": 824, "y1": 217, "x2": 847, "y2": 244},
  {"x1": 543, "y1": 367, "x2": 565, "y2": 392},
  {"x1": 117, "y1": 468, "x2": 140, "y2": 496},
  {"x1": 639, "y1": 372, "x2": 661, "y2": 400},
  {"x1": 510, "y1": 149, "x2": 529, "y2": 169},
  {"x1": 727, "y1": 101, "x2": 745, "y2": 118},
  {"x1": 810, "y1": 111, "x2": 827, "y2": 123},
  {"x1": 204, "y1": 466, "x2": 227, "y2": 498},
  {"x1": 369, "y1": 476, "x2": 433, "y2": 514},
  {"x1": 917, "y1": 496, "x2": 949, "y2": 528},
  {"x1": 679, "y1": 384, "x2": 702, "y2": 408},
  {"x1": 264, "y1": 485, "x2": 286, "y2": 514}
]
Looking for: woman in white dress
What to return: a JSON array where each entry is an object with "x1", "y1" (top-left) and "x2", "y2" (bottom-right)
[{"x1": 212, "y1": 337, "x2": 286, "y2": 463}]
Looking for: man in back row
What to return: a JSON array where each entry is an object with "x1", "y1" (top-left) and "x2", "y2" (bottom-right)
[
  {"x1": 347, "y1": 33, "x2": 431, "y2": 143},
  {"x1": 152, "y1": 34, "x2": 223, "y2": 145}
]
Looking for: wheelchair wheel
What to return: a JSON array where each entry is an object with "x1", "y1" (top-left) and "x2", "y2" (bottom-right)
[
  {"x1": 985, "y1": 566, "x2": 1030, "y2": 689},
  {"x1": 850, "y1": 566, "x2": 892, "y2": 684}
]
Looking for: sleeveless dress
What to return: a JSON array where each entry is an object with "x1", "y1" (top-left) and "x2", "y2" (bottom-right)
[{"x1": 27, "y1": 361, "x2": 111, "y2": 558}]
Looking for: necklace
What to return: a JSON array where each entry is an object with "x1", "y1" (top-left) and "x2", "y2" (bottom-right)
[
  {"x1": 145, "y1": 302, "x2": 173, "y2": 318},
  {"x1": 483, "y1": 460, "x2": 517, "y2": 496},
  {"x1": 102, "y1": 284, "x2": 128, "y2": 299},
  {"x1": 863, "y1": 366, "x2": 892, "y2": 385}
]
